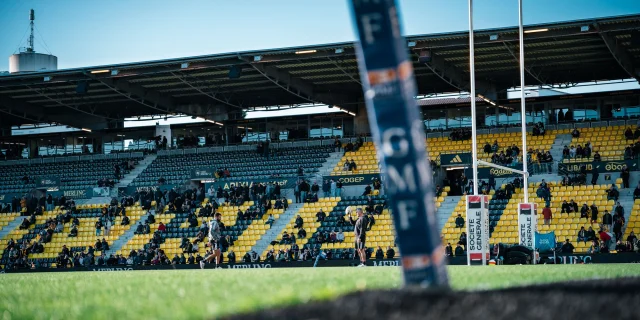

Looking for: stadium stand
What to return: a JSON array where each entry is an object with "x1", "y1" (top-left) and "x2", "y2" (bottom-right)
[
  {"x1": 261, "y1": 197, "x2": 338, "y2": 259},
  {"x1": 331, "y1": 132, "x2": 556, "y2": 175},
  {"x1": 0, "y1": 156, "x2": 139, "y2": 193},
  {"x1": 130, "y1": 146, "x2": 333, "y2": 187},
  {"x1": 115, "y1": 197, "x2": 285, "y2": 262},
  {"x1": 0, "y1": 202, "x2": 145, "y2": 268},
  {"x1": 560, "y1": 126, "x2": 628, "y2": 162}
]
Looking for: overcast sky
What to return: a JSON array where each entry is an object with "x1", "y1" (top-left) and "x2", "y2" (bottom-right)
[{"x1": 1, "y1": 0, "x2": 639, "y2": 71}]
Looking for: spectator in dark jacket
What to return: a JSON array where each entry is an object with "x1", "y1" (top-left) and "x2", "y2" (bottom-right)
[
  {"x1": 561, "y1": 239, "x2": 575, "y2": 253},
  {"x1": 386, "y1": 246, "x2": 395, "y2": 259},
  {"x1": 455, "y1": 214, "x2": 465, "y2": 228}
]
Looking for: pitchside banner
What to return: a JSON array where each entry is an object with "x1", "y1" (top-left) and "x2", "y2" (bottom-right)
[
  {"x1": 466, "y1": 165, "x2": 522, "y2": 179},
  {"x1": 36, "y1": 177, "x2": 60, "y2": 189},
  {"x1": 349, "y1": 0, "x2": 448, "y2": 286},
  {"x1": 206, "y1": 178, "x2": 297, "y2": 191},
  {"x1": 558, "y1": 160, "x2": 638, "y2": 173},
  {"x1": 518, "y1": 203, "x2": 538, "y2": 249},
  {"x1": 191, "y1": 167, "x2": 216, "y2": 179},
  {"x1": 122, "y1": 184, "x2": 177, "y2": 195},
  {"x1": 323, "y1": 173, "x2": 381, "y2": 186},
  {"x1": 440, "y1": 153, "x2": 472, "y2": 166},
  {"x1": 466, "y1": 195, "x2": 490, "y2": 263}
]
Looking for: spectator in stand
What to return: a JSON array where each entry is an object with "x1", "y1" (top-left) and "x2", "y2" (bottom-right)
[
  {"x1": 157, "y1": 222, "x2": 166, "y2": 233},
  {"x1": 621, "y1": 165, "x2": 631, "y2": 189},
  {"x1": 68, "y1": 225, "x2": 78, "y2": 237},
  {"x1": 336, "y1": 231, "x2": 344, "y2": 243},
  {"x1": 577, "y1": 226, "x2": 588, "y2": 243},
  {"x1": 602, "y1": 210, "x2": 613, "y2": 231},
  {"x1": 362, "y1": 184, "x2": 372, "y2": 196},
  {"x1": 454, "y1": 243, "x2": 465, "y2": 256},
  {"x1": 459, "y1": 232, "x2": 467, "y2": 250},
  {"x1": 599, "y1": 240, "x2": 610, "y2": 253},
  {"x1": 561, "y1": 239, "x2": 575, "y2": 253},
  {"x1": 580, "y1": 204, "x2": 590, "y2": 220},
  {"x1": 561, "y1": 200, "x2": 572, "y2": 214},
  {"x1": 95, "y1": 220, "x2": 102, "y2": 236},
  {"x1": 586, "y1": 226, "x2": 596, "y2": 242},
  {"x1": 265, "y1": 214, "x2": 275, "y2": 227},
  {"x1": 542, "y1": 205, "x2": 552, "y2": 225},
  {"x1": 445, "y1": 243, "x2": 453, "y2": 256},
  {"x1": 588, "y1": 240, "x2": 600, "y2": 254},
  {"x1": 625, "y1": 127, "x2": 634, "y2": 140},
  {"x1": 101, "y1": 238, "x2": 110, "y2": 251},
  {"x1": 455, "y1": 214, "x2": 465, "y2": 228},
  {"x1": 385, "y1": 247, "x2": 395, "y2": 259},
  {"x1": 571, "y1": 128, "x2": 580, "y2": 138},
  {"x1": 613, "y1": 216, "x2": 624, "y2": 242},
  {"x1": 298, "y1": 227, "x2": 307, "y2": 239},
  {"x1": 607, "y1": 185, "x2": 619, "y2": 201},
  {"x1": 614, "y1": 202, "x2": 625, "y2": 219},
  {"x1": 627, "y1": 231, "x2": 637, "y2": 246},
  {"x1": 18, "y1": 218, "x2": 30, "y2": 230},
  {"x1": 316, "y1": 209, "x2": 326, "y2": 222},
  {"x1": 593, "y1": 151, "x2": 601, "y2": 162},
  {"x1": 483, "y1": 142, "x2": 492, "y2": 155},
  {"x1": 311, "y1": 182, "x2": 320, "y2": 195},
  {"x1": 375, "y1": 246, "x2": 384, "y2": 260},
  {"x1": 294, "y1": 215, "x2": 303, "y2": 229}
]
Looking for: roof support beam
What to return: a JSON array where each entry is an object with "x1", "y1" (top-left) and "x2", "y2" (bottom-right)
[
  {"x1": 596, "y1": 25, "x2": 640, "y2": 82},
  {"x1": 501, "y1": 42, "x2": 548, "y2": 85},
  {"x1": 0, "y1": 94, "x2": 107, "y2": 129},
  {"x1": 250, "y1": 63, "x2": 316, "y2": 101},
  {"x1": 89, "y1": 75, "x2": 177, "y2": 114},
  {"x1": 421, "y1": 51, "x2": 498, "y2": 100},
  {"x1": 247, "y1": 61, "x2": 356, "y2": 110}
]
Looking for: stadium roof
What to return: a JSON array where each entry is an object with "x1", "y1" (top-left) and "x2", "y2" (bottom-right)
[{"x1": 0, "y1": 14, "x2": 639, "y2": 130}]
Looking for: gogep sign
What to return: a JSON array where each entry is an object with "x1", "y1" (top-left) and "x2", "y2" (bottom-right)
[{"x1": 323, "y1": 174, "x2": 381, "y2": 186}]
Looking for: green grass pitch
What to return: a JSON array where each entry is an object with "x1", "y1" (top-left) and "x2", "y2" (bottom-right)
[{"x1": 1, "y1": 264, "x2": 639, "y2": 320}]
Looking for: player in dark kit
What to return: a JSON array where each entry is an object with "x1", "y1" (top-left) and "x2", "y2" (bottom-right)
[
  {"x1": 349, "y1": 207, "x2": 367, "y2": 267},
  {"x1": 200, "y1": 213, "x2": 222, "y2": 269}
]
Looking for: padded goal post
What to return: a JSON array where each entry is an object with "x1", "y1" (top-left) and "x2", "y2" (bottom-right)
[{"x1": 466, "y1": 195, "x2": 490, "y2": 265}]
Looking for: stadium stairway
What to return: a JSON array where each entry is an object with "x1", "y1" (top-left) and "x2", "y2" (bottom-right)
[
  {"x1": 114, "y1": 154, "x2": 157, "y2": 189},
  {"x1": 251, "y1": 202, "x2": 304, "y2": 256},
  {"x1": 616, "y1": 186, "x2": 634, "y2": 235},
  {"x1": 106, "y1": 211, "x2": 151, "y2": 255},
  {"x1": 623, "y1": 199, "x2": 640, "y2": 241},
  {"x1": 436, "y1": 196, "x2": 462, "y2": 232},
  {"x1": 317, "y1": 151, "x2": 344, "y2": 180},
  {"x1": 528, "y1": 173, "x2": 563, "y2": 184},
  {"x1": 487, "y1": 190, "x2": 513, "y2": 237},
  {"x1": 0, "y1": 215, "x2": 23, "y2": 243},
  {"x1": 550, "y1": 133, "x2": 573, "y2": 162}
]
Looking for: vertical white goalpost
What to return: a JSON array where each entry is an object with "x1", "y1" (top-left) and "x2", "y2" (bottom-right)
[{"x1": 466, "y1": 0, "x2": 537, "y2": 266}]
